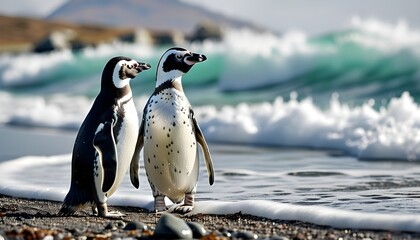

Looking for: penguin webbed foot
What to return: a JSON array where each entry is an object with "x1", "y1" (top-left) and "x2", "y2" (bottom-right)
[
  {"x1": 95, "y1": 203, "x2": 125, "y2": 218},
  {"x1": 151, "y1": 207, "x2": 168, "y2": 213},
  {"x1": 173, "y1": 205, "x2": 193, "y2": 214},
  {"x1": 173, "y1": 193, "x2": 194, "y2": 214},
  {"x1": 92, "y1": 205, "x2": 98, "y2": 215}
]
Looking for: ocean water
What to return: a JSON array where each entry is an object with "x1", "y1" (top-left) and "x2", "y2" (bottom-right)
[{"x1": 1, "y1": 17, "x2": 420, "y2": 232}]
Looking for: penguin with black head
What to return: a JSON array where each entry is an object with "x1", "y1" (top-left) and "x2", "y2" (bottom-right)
[{"x1": 59, "y1": 56, "x2": 151, "y2": 217}]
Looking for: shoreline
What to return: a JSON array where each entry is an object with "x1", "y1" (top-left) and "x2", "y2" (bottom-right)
[
  {"x1": 1, "y1": 194, "x2": 418, "y2": 240},
  {"x1": 1, "y1": 126, "x2": 420, "y2": 239}
]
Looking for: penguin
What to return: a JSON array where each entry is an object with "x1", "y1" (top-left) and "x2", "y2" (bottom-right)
[
  {"x1": 58, "y1": 56, "x2": 151, "y2": 217},
  {"x1": 130, "y1": 47, "x2": 214, "y2": 213}
]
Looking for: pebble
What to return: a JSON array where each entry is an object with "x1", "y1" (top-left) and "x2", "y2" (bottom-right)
[
  {"x1": 54, "y1": 233, "x2": 64, "y2": 240},
  {"x1": 218, "y1": 227, "x2": 233, "y2": 237},
  {"x1": 123, "y1": 220, "x2": 148, "y2": 231},
  {"x1": 234, "y1": 230, "x2": 258, "y2": 239},
  {"x1": 104, "y1": 222, "x2": 117, "y2": 231},
  {"x1": 44, "y1": 235, "x2": 54, "y2": 240},
  {"x1": 69, "y1": 227, "x2": 85, "y2": 236},
  {"x1": 271, "y1": 235, "x2": 290, "y2": 240},
  {"x1": 186, "y1": 222, "x2": 207, "y2": 238},
  {"x1": 116, "y1": 221, "x2": 126, "y2": 228},
  {"x1": 154, "y1": 213, "x2": 193, "y2": 239}
]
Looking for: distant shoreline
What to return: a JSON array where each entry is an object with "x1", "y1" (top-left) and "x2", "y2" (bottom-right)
[
  {"x1": 0, "y1": 15, "x2": 133, "y2": 54},
  {"x1": 0, "y1": 15, "x2": 225, "y2": 54}
]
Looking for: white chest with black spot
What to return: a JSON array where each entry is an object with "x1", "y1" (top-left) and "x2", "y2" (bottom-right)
[{"x1": 143, "y1": 88, "x2": 199, "y2": 202}]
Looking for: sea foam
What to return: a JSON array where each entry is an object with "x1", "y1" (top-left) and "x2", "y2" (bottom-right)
[
  {"x1": 196, "y1": 91, "x2": 420, "y2": 161},
  {"x1": 1, "y1": 91, "x2": 420, "y2": 161},
  {"x1": 190, "y1": 200, "x2": 420, "y2": 232}
]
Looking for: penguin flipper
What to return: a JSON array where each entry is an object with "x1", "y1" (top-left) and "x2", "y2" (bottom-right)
[
  {"x1": 191, "y1": 110, "x2": 215, "y2": 185},
  {"x1": 130, "y1": 118, "x2": 144, "y2": 189},
  {"x1": 93, "y1": 119, "x2": 118, "y2": 193}
]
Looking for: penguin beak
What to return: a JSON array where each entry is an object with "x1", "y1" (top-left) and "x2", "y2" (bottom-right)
[
  {"x1": 185, "y1": 53, "x2": 207, "y2": 65},
  {"x1": 136, "y1": 62, "x2": 151, "y2": 72}
]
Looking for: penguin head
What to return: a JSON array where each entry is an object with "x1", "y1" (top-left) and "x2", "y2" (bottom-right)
[
  {"x1": 156, "y1": 47, "x2": 207, "y2": 86},
  {"x1": 102, "y1": 56, "x2": 151, "y2": 92}
]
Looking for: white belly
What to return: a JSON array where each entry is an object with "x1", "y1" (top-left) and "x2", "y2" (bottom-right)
[
  {"x1": 106, "y1": 100, "x2": 139, "y2": 196},
  {"x1": 143, "y1": 94, "x2": 199, "y2": 202}
]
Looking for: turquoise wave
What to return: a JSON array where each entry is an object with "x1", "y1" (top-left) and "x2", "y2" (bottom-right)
[{"x1": 0, "y1": 18, "x2": 419, "y2": 107}]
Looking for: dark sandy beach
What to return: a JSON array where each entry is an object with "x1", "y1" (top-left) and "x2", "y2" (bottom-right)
[{"x1": 1, "y1": 194, "x2": 420, "y2": 239}]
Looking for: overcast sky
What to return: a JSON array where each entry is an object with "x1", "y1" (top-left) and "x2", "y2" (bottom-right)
[
  {"x1": 1, "y1": 0, "x2": 420, "y2": 35},
  {"x1": 0, "y1": 0, "x2": 66, "y2": 17}
]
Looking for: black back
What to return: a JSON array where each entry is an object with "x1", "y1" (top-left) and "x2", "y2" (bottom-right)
[{"x1": 60, "y1": 57, "x2": 131, "y2": 213}]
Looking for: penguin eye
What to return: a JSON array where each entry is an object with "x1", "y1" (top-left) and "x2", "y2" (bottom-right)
[
  {"x1": 127, "y1": 64, "x2": 133, "y2": 69},
  {"x1": 176, "y1": 54, "x2": 183, "y2": 60}
]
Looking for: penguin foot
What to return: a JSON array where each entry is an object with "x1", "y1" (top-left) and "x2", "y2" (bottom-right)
[
  {"x1": 173, "y1": 193, "x2": 194, "y2": 214},
  {"x1": 153, "y1": 195, "x2": 167, "y2": 213},
  {"x1": 174, "y1": 205, "x2": 193, "y2": 214},
  {"x1": 95, "y1": 202, "x2": 124, "y2": 218},
  {"x1": 151, "y1": 207, "x2": 168, "y2": 213},
  {"x1": 92, "y1": 206, "x2": 98, "y2": 215}
]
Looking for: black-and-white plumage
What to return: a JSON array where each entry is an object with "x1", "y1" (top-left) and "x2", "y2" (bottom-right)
[
  {"x1": 58, "y1": 56, "x2": 150, "y2": 217},
  {"x1": 130, "y1": 47, "x2": 214, "y2": 213}
]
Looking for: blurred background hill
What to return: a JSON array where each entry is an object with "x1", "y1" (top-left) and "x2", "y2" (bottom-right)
[
  {"x1": 0, "y1": 15, "x2": 132, "y2": 53},
  {"x1": 1, "y1": 0, "x2": 420, "y2": 54},
  {"x1": 0, "y1": 0, "x2": 255, "y2": 53},
  {"x1": 46, "y1": 0, "x2": 252, "y2": 33}
]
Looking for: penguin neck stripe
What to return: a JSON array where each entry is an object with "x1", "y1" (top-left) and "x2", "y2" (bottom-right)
[
  {"x1": 153, "y1": 80, "x2": 183, "y2": 95},
  {"x1": 113, "y1": 84, "x2": 131, "y2": 100},
  {"x1": 153, "y1": 80, "x2": 174, "y2": 96}
]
